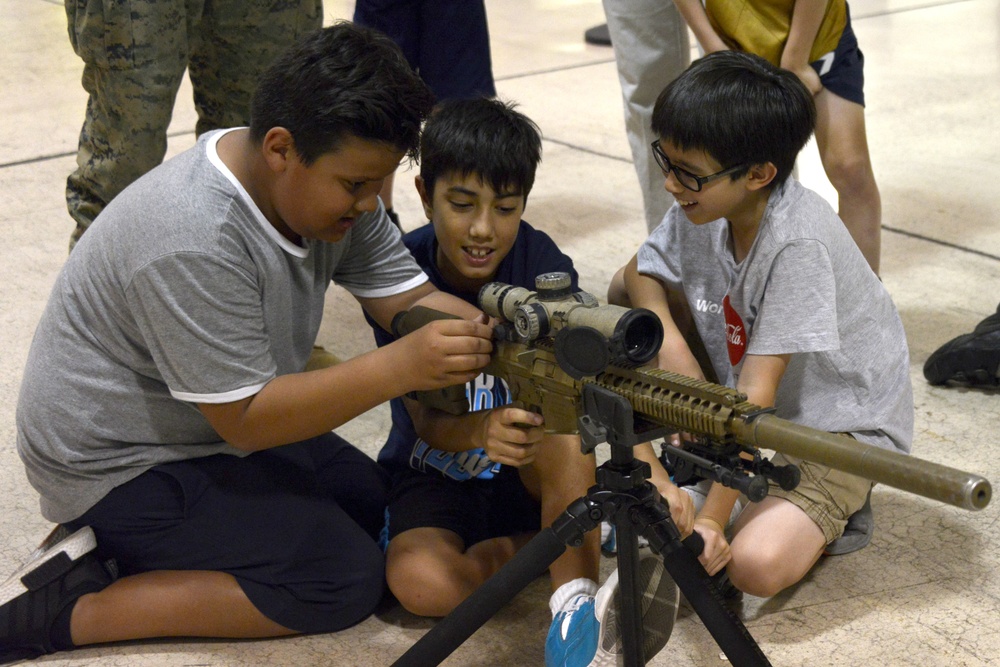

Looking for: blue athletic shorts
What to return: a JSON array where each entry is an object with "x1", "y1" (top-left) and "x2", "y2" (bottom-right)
[
  {"x1": 68, "y1": 433, "x2": 389, "y2": 634},
  {"x1": 383, "y1": 464, "x2": 541, "y2": 548},
  {"x1": 811, "y1": 4, "x2": 865, "y2": 106}
]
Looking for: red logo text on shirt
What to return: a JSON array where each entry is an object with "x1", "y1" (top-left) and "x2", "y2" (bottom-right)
[{"x1": 723, "y1": 295, "x2": 746, "y2": 366}]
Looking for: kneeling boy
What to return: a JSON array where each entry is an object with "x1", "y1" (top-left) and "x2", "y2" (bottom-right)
[
  {"x1": 3, "y1": 23, "x2": 493, "y2": 663},
  {"x1": 617, "y1": 51, "x2": 912, "y2": 595}
]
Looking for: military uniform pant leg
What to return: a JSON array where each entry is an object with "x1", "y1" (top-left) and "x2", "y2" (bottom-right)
[
  {"x1": 65, "y1": 0, "x2": 195, "y2": 248},
  {"x1": 189, "y1": 0, "x2": 324, "y2": 135}
]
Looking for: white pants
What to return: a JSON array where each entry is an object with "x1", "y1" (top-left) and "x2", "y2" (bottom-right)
[{"x1": 602, "y1": 0, "x2": 691, "y2": 232}]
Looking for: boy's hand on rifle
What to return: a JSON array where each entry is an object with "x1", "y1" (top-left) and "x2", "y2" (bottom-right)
[
  {"x1": 479, "y1": 407, "x2": 545, "y2": 467},
  {"x1": 693, "y1": 516, "x2": 732, "y2": 576},
  {"x1": 397, "y1": 317, "x2": 494, "y2": 391},
  {"x1": 659, "y1": 482, "x2": 696, "y2": 537}
]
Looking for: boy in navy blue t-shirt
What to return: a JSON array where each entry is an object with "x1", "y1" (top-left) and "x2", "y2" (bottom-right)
[{"x1": 369, "y1": 97, "x2": 695, "y2": 667}]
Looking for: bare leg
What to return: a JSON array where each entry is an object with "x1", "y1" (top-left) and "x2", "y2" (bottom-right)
[
  {"x1": 725, "y1": 496, "x2": 825, "y2": 598},
  {"x1": 385, "y1": 527, "x2": 529, "y2": 617},
  {"x1": 71, "y1": 570, "x2": 295, "y2": 645},
  {"x1": 814, "y1": 90, "x2": 882, "y2": 274},
  {"x1": 519, "y1": 434, "x2": 600, "y2": 590}
]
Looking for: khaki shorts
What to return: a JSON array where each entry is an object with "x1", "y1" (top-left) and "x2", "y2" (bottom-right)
[{"x1": 765, "y1": 451, "x2": 873, "y2": 544}]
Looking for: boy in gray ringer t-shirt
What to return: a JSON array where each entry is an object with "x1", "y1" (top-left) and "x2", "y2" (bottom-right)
[
  {"x1": 615, "y1": 51, "x2": 912, "y2": 598},
  {"x1": 3, "y1": 23, "x2": 493, "y2": 662}
]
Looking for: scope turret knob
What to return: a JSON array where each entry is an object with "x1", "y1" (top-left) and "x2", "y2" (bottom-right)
[
  {"x1": 535, "y1": 272, "x2": 573, "y2": 300},
  {"x1": 514, "y1": 304, "x2": 545, "y2": 341}
]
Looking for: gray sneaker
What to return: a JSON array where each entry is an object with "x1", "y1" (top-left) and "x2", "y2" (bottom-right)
[
  {"x1": 594, "y1": 548, "x2": 680, "y2": 665},
  {"x1": 824, "y1": 489, "x2": 874, "y2": 556}
]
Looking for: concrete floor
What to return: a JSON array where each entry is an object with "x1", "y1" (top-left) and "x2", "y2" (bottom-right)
[{"x1": 1, "y1": 0, "x2": 999, "y2": 665}]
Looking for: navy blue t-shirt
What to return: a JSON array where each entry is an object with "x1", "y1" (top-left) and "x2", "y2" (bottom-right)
[{"x1": 371, "y1": 220, "x2": 577, "y2": 479}]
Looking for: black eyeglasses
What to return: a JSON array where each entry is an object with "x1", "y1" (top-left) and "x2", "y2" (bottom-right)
[{"x1": 650, "y1": 141, "x2": 747, "y2": 192}]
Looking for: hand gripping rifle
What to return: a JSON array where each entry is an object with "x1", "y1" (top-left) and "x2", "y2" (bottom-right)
[{"x1": 395, "y1": 272, "x2": 991, "y2": 511}]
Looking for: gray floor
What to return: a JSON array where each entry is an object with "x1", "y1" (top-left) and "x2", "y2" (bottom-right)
[{"x1": 2, "y1": 0, "x2": 1000, "y2": 665}]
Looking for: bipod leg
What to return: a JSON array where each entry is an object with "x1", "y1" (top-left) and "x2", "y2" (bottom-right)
[
  {"x1": 636, "y1": 502, "x2": 772, "y2": 667},
  {"x1": 390, "y1": 496, "x2": 602, "y2": 667},
  {"x1": 606, "y1": 495, "x2": 653, "y2": 667}
]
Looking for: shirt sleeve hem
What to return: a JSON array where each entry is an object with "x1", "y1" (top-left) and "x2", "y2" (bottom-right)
[
  {"x1": 171, "y1": 382, "x2": 269, "y2": 404},
  {"x1": 345, "y1": 272, "x2": 429, "y2": 299}
]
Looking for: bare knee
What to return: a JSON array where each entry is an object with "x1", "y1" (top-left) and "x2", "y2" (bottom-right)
[
  {"x1": 386, "y1": 536, "x2": 477, "y2": 617},
  {"x1": 825, "y1": 151, "x2": 878, "y2": 201},
  {"x1": 727, "y1": 543, "x2": 800, "y2": 598}
]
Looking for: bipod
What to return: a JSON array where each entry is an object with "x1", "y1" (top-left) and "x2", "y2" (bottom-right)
[{"x1": 390, "y1": 385, "x2": 771, "y2": 667}]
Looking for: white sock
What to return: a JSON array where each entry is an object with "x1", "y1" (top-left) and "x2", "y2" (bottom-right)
[{"x1": 549, "y1": 577, "x2": 599, "y2": 617}]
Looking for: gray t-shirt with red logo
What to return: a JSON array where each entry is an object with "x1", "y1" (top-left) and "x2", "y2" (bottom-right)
[{"x1": 637, "y1": 178, "x2": 912, "y2": 454}]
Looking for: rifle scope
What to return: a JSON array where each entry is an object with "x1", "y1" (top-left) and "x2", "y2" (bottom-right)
[{"x1": 479, "y1": 273, "x2": 664, "y2": 378}]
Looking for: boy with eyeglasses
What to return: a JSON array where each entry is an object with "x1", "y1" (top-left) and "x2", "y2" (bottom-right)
[
  {"x1": 672, "y1": 0, "x2": 882, "y2": 274},
  {"x1": 611, "y1": 51, "x2": 912, "y2": 597}
]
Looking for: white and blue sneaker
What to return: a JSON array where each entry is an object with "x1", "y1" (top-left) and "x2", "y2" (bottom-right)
[
  {"x1": 546, "y1": 592, "x2": 601, "y2": 667},
  {"x1": 546, "y1": 551, "x2": 679, "y2": 666}
]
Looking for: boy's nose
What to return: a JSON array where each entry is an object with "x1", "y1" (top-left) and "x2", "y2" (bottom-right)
[
  {"x1": 355, "y1": 190, "x2": 380, "y2": 213},
  {"x1": 662, "y1": 170, "x2": 685, "y2": 196},
  {"x1": 469, "y1": 211, "x2": 494, "y2": 238}
]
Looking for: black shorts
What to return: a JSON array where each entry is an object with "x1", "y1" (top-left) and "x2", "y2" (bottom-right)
[
  {"x1": 383, "y1": 465, "x2": 542, "y2": 549},
  {"x1": 811, "y1": 4, "x2": 866, "y2": 107},
  {"x1": 68, "y1": 433, "x2": 389, "y2": 634}
]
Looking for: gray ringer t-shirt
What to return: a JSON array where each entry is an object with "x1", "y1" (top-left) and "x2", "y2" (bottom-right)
[{"x1": 17, "y1": 129, "x2": 426, "y2": 522}]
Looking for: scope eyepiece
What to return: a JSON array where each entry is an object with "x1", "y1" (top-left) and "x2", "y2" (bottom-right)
[{"x1": 611, "y1": 308, "x2": 663, "y2": 365}]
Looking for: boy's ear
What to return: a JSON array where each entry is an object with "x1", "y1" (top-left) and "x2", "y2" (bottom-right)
[
  {"x1": 745, "y1": 162, "x2": 778, "y2": 191},
  {"x1": 414, "y1": 175, "x2": 434, "y2": 220},
  {"x1": 261, "y1": 127, "x2": 296, "y2": 172}
]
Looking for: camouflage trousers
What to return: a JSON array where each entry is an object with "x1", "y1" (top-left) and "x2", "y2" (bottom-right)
[{"x1": 65, "y1": 0, "x2": 323, "y2": 250}]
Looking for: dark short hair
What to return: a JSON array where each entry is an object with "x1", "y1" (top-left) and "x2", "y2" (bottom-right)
[
  {"x1": 249, "y1": 21, "x2": 435, "y2": 165},
  {"x1": 652, "y1": 50, "x2": 816, "y2": 186},
  {"x1": 419, "y1": 97, "x2": 542, "y2": 200}
]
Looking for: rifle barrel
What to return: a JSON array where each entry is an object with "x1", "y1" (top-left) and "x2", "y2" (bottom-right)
[
  {"x1": 595, "y1": 366, "x2": 992, "y2": 511},
  {"x1": 737, "y1": 414, "x2": 991, "y2": 511}
]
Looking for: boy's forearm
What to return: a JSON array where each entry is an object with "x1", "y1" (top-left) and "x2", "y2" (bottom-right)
[
  {"x1": 358, "y1": 280, "x2": 481, "y2": 334},
  {"x1": 411, "y1": 288, "x2": 483, "y2": 320},
  {"x1": 406, "y1": 398, "x2": 493, "y2": 454},
  {"x1": 672, "y1": 0, "x2": 729, "y2": 53},
  {"x1": 735, "y1": 353, "x2": 790, "y2": 410},
  {"x1": 199, "y1": 342, "x2": 423, "y2": 451},
  {"x1": 782, "y1": 0, "x2": 827, "y2": 67},
  {"x1": 697, "y1": 482, "x2": 741, "y2": 529},
  {"x1": 624, "y1": 257, "x2": 704, "y2": 379}
]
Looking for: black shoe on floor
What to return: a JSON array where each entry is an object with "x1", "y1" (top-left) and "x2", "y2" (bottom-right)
[
  {"x1": 584, "y1": 23, "x2": 612, "y2": 46},
  {"x1": 0, "y1": 527, "x2": 115, "y2": 664},
  {"x1": 924, "y1": 304, "x2": 1000, "y2": 387}
]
